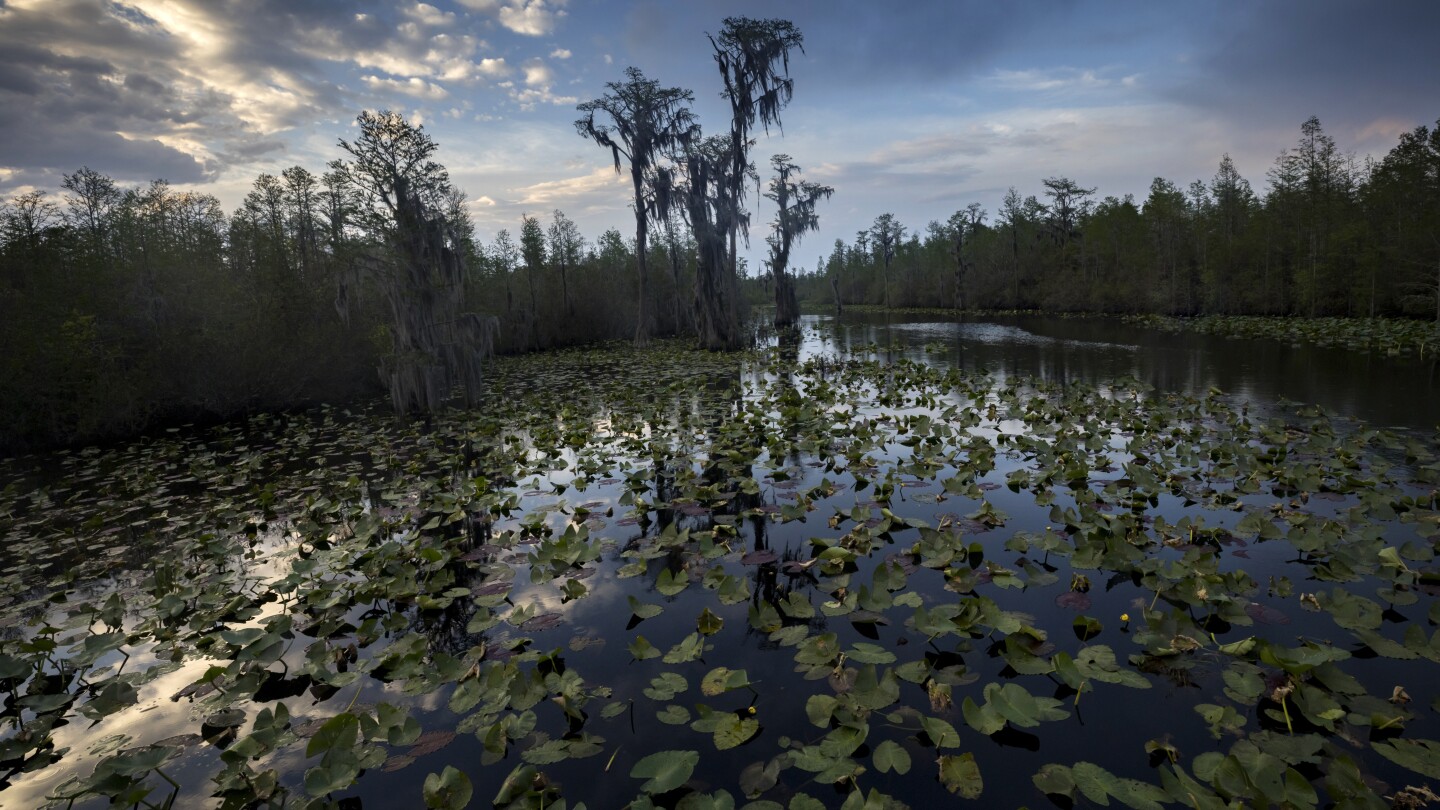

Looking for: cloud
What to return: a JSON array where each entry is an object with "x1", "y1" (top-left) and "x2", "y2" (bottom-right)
[
  {"x1": 498, "y1": 0, "x2": 565, "y2": 37},
  {"x1": 988, "y1": 67, "x2": 1113, "y2": 93},
  {"x1": 512, "y1": 167, "x2": 625, "y2": 207},
  {"x1": 0, "y1": 1, "x2": 223, "y2": 184},
  {"x1": 403, "y1": 3, "x2": 455, "y2": 27},
  {"x1": 477, "y1": 58, "x2": 511, "y2": 78},
  {"x1": 350, "y1": 31, "x2": 486, "y2": 83},
  {"x1": 522, "y1": 58, "x2": 553, "y2": 87},
  {"x1": 503, "y1": 57, "x2": 573, "y2": 108},
  {"x1": 550, "y1": 48, "x2": 572, "y2": 60},
  {"x1": 362, "y1": 75, "x2": 448, "y2": 100}
]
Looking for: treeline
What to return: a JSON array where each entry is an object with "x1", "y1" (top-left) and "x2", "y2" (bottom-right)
[
  {"x1": 0, "y1": 155, "x2": 706, "y2": 451},
  {"x1": 798, "y1": 116, "x2": 1440, "y2": 320}
]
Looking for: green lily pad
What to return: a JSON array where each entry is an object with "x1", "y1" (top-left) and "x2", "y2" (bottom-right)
[
  {"x1": 631, "y1": 749, "x2": 699, "y2": 794},
  {"x1": 938, "y1": 753, "x2": 983, "y2": 798},
  {"x1": 422, "y1": 766, "x2": 472, "y2": 809}
]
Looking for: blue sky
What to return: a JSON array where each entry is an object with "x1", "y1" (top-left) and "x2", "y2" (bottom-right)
[{"x1": 2, "y1": 0, "x2": 1437, "y2": 273}]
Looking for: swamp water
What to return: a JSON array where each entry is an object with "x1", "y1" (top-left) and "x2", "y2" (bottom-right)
[{"x1": 1, "y1": 313, "x2": 1438, "y2": 809}]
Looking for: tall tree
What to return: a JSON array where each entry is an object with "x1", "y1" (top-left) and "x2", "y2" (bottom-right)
[
  {"x1": 870, "y1": 213, "x2": 904, "y2": 309},
  {"x1": 331, "y1": 111, "x2": 489, "y2": 416},
  {"x1": 576, "y1": 67, "x2": 696, "y2": 345},
  {"x1": 61, "y1": 167, "x2": 120, "y2": 268},
  {"x1": 827, "y1": 238, "x2": 846, "y2": 313},
  {"x1": 1144, "y1": 177, "x2": 1188, "y2": 313},
  {"x1": 281, "y1": 166, "x2": 320, "y2": 278},
  {"x1": 947, "y1": 204, "x2": 985, "y2": 311},
  {"x1": 1268, "y1": 116, "x2": 1355, "y2": 315},
  {"x1": 998, "y1": 188, "x2": 1043, "y2": 306},
  {"x1": 764, "y1": 154, "x2": 832, "y2": 327},
  {"x1": 1208, "y1": 154, "x2": 1256, "y2": 312},
  {"x1": 681, "y1": 134, "x2": 745, "y2": 350},
  {"x1": 331, "y1": 109, "x2": 452, "y2": 233},
  {"x1": 519, "y1": 213, "x2": 546, "y2": 348},
  {"x1": 546, "y1": 209, "x2": 584, "y2": 317},
  {"x1": 710, "y1": 17, "x2": 805, "y2": 278},
  {"x1": 490, "y1": 228, "x2": 519, "y2": 317},
  {"x1": 1041, "y1": 176, "x2": 1096, "y2": 248}
]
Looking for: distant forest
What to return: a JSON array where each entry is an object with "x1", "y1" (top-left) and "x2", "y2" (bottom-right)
[{"x1": 2, "y1": 41, "x2": 1438, "y2": 451}]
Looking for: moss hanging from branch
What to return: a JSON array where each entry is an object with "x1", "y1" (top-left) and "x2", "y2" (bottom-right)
[{"x1": 377, "y1": 175, "x2": 496, "y2": 416}]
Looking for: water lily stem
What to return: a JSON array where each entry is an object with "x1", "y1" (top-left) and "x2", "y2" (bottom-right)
[
  {"x1": 154, "y1": 766, "x2": 181, "y2": 791},
  {"x1": 345, "y1": 682, "x2": 363, "y2": 713}
]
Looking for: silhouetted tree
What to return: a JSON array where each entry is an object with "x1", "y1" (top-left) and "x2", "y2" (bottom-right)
[
  {"x1": 331, "y1": 111, "x2": 490, "y2": 416},
  {"x1": 764, "y1": 154, "x2": 832, "y2": 327},
  {"x1": 681, "y1": 134, "x2": 745, "y2": 350},
  {"x1": 710, "y1": 17, "x2": 805, "y2": 281},
  {"x1": 576, "y1": 67, "x2": 696, "y2": 345},
  {"x1": 869, "y1": 213, "x2": 904, "y2": 308},
  {"x1": 330, "y1": 110, "x2": 453, "y2": 234},
  {"x1": 546, "y1": 209, "x2": 584, "y2": 316},
  {"x1": 947, "y1": 204, "x2": 985, "y2": 310}
]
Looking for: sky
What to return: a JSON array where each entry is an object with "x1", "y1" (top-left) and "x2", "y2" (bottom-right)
[{"x1": 2, "y1": 0, "x2": 1438, "y2": 274}]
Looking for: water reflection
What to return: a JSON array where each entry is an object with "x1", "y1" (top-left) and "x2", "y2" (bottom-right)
[{"x1": 808, "y1": 311, "x2": 1440, "y2": 432}]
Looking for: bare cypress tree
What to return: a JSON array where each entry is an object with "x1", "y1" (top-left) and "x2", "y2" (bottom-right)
[
  {"x1": 576, "y1": 67, "x2": 696, "y2": 346},
  {"x1": 764, "y1": 154, "x2": 832, "y2": 327}
]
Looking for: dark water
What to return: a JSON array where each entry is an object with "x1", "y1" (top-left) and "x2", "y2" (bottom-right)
[
  {"x1": 813, "y1": 311, "x2": 1440, "y2": 433},
  {"x1": 2, "y1": 313, "x2": 1437, "y2": 809}
]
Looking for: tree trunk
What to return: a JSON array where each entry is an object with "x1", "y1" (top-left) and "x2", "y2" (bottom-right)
[
  {"x1": 694, "y1": 234, "x2": 739, "y2": 350},
  {"x1": 632, "y1": 167, "x2": 650, "y2": 346},
  {"x1": 774, "y1": 271, "x2": 798, "y2": 327},
  {"x1": 882, "y1": 256, "x2": 891, "y2": 309},
  {"x1": 560, "y1": 258, "x2": 572, "y2": 316}
]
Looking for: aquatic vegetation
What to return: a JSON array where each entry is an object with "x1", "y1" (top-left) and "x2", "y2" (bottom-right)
[
  {"x1": 1, "y1": 326, "x2": 1438, "y2": 808},
  {"x1": 1127, "y1": 313, "x2": 1440, "y2": 356}
]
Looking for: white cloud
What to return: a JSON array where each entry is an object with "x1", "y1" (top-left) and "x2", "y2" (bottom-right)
[
  {"x1": 513, "y1": 167, "x2": 625, "y2": 206},
  {"x1": 350, "y1": 31, "x2": 484, "y2": 83},
  {"x1": 404, "y1": 3, "x2": 455, "y2": 26},
  {"x1": 456, "y1": 0, "x2": 498, "y2": 10},
  {"x1": 522, "y1": 58, "x2": 553, "y2": 87},
  {"x1": 550, "y1": 48, "x2": 572, "y2": 59},
  {"x1": 497, "y1": 0, "x2": 564, "y2": 36},
  {"x1": 477, "y1": 57, "x2": 511, "y2": 78},
  {"x1": 989, "y1": 67, "x2": 1113, "y2": 92},
  {"x1": 509, "y1": 87, "x2": 578, "y2": 109},
  {"x1": 362, "y1": 75, "x2": 448, "y2": 100},
  {"x1": 351, "y1": 49, "x2": 432, "y2": 79}
]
